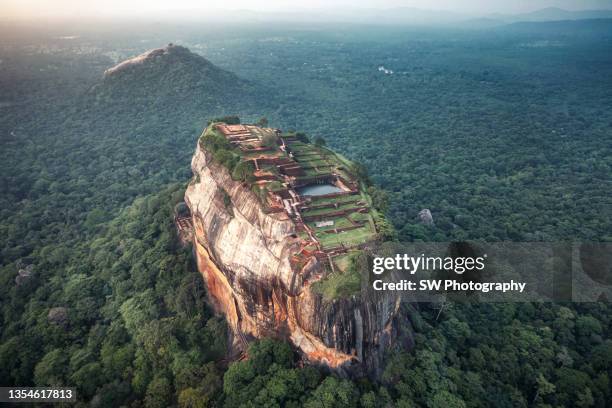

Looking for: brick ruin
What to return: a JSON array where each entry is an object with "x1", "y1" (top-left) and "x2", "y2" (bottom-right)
[
  {"x1": 213, "y1": 123, "x2": 376, "y2": 271},
  {"x1": 174, "y1": 202, "x2": 193, "y2": 246},
  {"x1": 174, "y1": 122, "x2": 378, "y2": 278}
]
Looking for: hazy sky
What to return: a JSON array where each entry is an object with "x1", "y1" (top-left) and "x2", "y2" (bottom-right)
[{"x1": 2, "y1": 0, "x2": 612, "y2": 19}]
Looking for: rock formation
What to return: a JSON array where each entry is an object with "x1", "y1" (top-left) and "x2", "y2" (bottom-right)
[
  {"x1": 15, "y1": 263, "x2": 33, "y2": 286},
  {"x1": 94, "y1": 44, "x2": 263, "y2": 112},
  {"x1": 184, "y1": 130, "x2": 402, "y2": 378},
  {"x1": 417, "y1": 208, "x2": 435, "y2": 226},
  {"x1": 48, "y1": 307, "x2": 69, "y2": 328}
]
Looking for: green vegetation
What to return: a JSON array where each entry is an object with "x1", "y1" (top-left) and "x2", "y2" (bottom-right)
[
  {"x1": 301, "y1": 202, "x2": 360, "y2": 217},
  {"x1": 303, "y1": 192, "x2": 382, "y2": 252},
  {"x1": 317, "y1": 223, "x2": 376, "y2": 248},
  {"x1": 231, "y1": 161, "x2": 256, "y2": 183},
  {"x1": 310, "y1": 194, "x2": 363, "y2": 205},
  {"x1": 210, "y1": 115, "x2": 241, "y2": 125},
  {"x1": 1, "y1": 20, "x2": 611, "y2": 407},
  {"x1": 267, "y1": 181, "x2": 284, "y2": 191},
  {"x1": 261, "y1": 133, "x2": 278, "y2": 148},
  {"x1": 200, "y1": 127, "x2": 240, "y2": 173},
  {"x1": 0, "y1": 185, "x2": 227, "y2": 404},
  {"x1": 372, "y1": 212, "x2": 398, "y2": 242},
  {"x1": 221, "y1": 188, "x2": 233, "y2": 216},
  {"x1": 251, "y1": 184, "x2": 269, "y2": 204},
  {"x1": 222, "y1": 338, "x2": 375, "y2": 407},
  {"x1": 295, "y1": 132, "x2": 310, "y2": 143},
  {"x1": 312, "y1": 251, "x2": 366, "y2": 300},
  {"x1": 256, "y1": 116, "x2": 269, "y2": 127},
  {"x1": 286, "y1": 143, "x2": 385, "y2": 251},
  {"x1": 382, "y1": 302, "x2": 612, "y2": 407}
]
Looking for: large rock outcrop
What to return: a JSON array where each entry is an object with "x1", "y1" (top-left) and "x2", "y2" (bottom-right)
[
  {"x1": 185, "y1": 143, "x2": 401, "y2": 377},
  {"x1": 93, "y1": 44, "x2": 263, "y2": 113}
]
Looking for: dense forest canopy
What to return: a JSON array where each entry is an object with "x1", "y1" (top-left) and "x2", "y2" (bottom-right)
[{"x1": 1, "y1": 19, "x2": 611, "y2": 407}]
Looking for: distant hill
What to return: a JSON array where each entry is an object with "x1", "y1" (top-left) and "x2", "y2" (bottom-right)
[
  {"x1": 342, "y1": 7, "x2": 466, "y2": 25},
  {"x1": 478, "y1": 7, "x2": 612, "y2": 27},
  {"x1": 362, "y1": 6, "x2": 612, "y2": 25},
  {"x1": 183, "y1": 6, "x2": 612, "y2": 27},
  {"x1": 497, "y1": 18, "x2": 612, "y2": 36},
  {"x1": 508, "y1": 7, "x2": 612, "y2": 22},
  {"x1": 53, "y1": 44, "x2": 269, "y2": 209},
  {"x1": 91, "y1": 44, "x2": 260, "y2": 111},
  {"x1": 457, "y1": 8, "x2": 612, "y2": 29}
]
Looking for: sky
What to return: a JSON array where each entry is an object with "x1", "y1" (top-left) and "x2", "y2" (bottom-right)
[{"x1": 2, "y1": 0, "x2": 612, "y2": 19}]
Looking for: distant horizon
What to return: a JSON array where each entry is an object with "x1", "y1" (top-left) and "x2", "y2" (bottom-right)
[{"x1": 2, "y1": 0, "x2": 612, "y2": 21}]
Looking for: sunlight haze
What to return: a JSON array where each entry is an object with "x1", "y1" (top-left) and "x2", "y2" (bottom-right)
[{"x1": 2, "y1": 0, "x2": 612, "y2": 19}]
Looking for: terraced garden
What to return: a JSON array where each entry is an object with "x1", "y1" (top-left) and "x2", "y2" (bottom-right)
[{"x1": 205, "y1": 123, "x2": 381, "y2": 298}]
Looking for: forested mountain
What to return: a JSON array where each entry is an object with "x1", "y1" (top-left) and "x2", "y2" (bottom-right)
[
  {"x1": 94, "y1": 44, "x2": 258, "y2": 107},
  {"x1": 1, "y1": 43, "x2": 266, "y2": 262},
  {"x1": 503, "y1": 7, "x2": 612, "y2": 22}
]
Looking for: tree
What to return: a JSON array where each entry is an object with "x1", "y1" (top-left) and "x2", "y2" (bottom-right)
[
  {"x1": 429, "y1": 390, "x2": 466, "y2": 408},
  {"x1": 178, "y1": 387, "x2": 211, "y2": 408},
  {"x1": 257, "y1": 117, "x2": 269, "y2": 127},
  {"x1": 70, "y1": 362, "x2": 104, "y2": 398},
  {"x1": 231, "y1": 161, "x2": 255, "y2": 183},
  {"x1": 374, "y1": 213, "x2": 398, "y2": 241},
  {"x1": 305, "y1": 377, "x2": 359, "y2": 408},
  {"x1": 314, "y1": 136, "x2": 327, "y2": 147},
  {"x1": 209, "y1": 115, "x2": 240, "y2": 125},
  {"x1": 368, "y1": 186, "x2": 389, "y2": 213},
  {"x1": 350, "y1": 161, "x2": 371, "y2": 185},
  {"x1": 119, "y1": 289, "x2": 159, "y2": 336},
  {"x1": 223, "y1": 340, "x2": 320, "y2": 407},
  {"x1": 533, "y1": 373, "x2": 556, "y2": 404},
  {"x1": 213, "y1": 149, "x2": 239, "y2": 172},
  {"x1": 85, "y1": 208, "x2": 107, "y2": 229},
  {"x1": 34, "y1": 349, "x2": 68, "y2": 386},
  {"x1": 296, "y1": 132, "x2": 310, "y2": 143},
  {"x1": 576, "y1": 388, "x2": 594, "y2": 408},
  {"x1": 262, "y1": 133, "x2": 279, "y2": 148},
  {"x1": 145, "y1": 376, "x2": 172, "y2": 408}
]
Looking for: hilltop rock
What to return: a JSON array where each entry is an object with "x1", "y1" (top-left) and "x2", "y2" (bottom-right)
[
  {"x1": 15, "y1": 262, "x2": 33, "y2": 286},
  {"x1": 103, "y1": 44, "x2": 177, "y2": 76},
  {"x1": 417, "y1": 208, "x2": 435, "y2": 226},
  {"x1": 185, "y1": 131, "x2": 401, "y2": 378},
  {"x1": 93, "y1": 44, "x2": 259, "y2": 109},
  {"x1": 104, "y1": 44, "x2": 209, "y2": 77},
  {"x1": 48, "y1": 307, "x2": 69, "y2": 327}
]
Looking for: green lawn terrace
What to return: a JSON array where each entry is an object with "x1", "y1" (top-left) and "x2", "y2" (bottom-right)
[
  {"x1": 301, "y1": 195, "x2": 376, "y2": 252},
  {"x1": 310, "y1": 251, "x2": 362, "y2": 300},
  {"x1": 208, "y1": 122, "x2": 379, "y2": 278}
]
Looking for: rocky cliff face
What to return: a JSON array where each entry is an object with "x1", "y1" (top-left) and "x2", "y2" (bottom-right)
[{"x1": 185, "y1": 143, "x2": 402, "y2": 377}]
